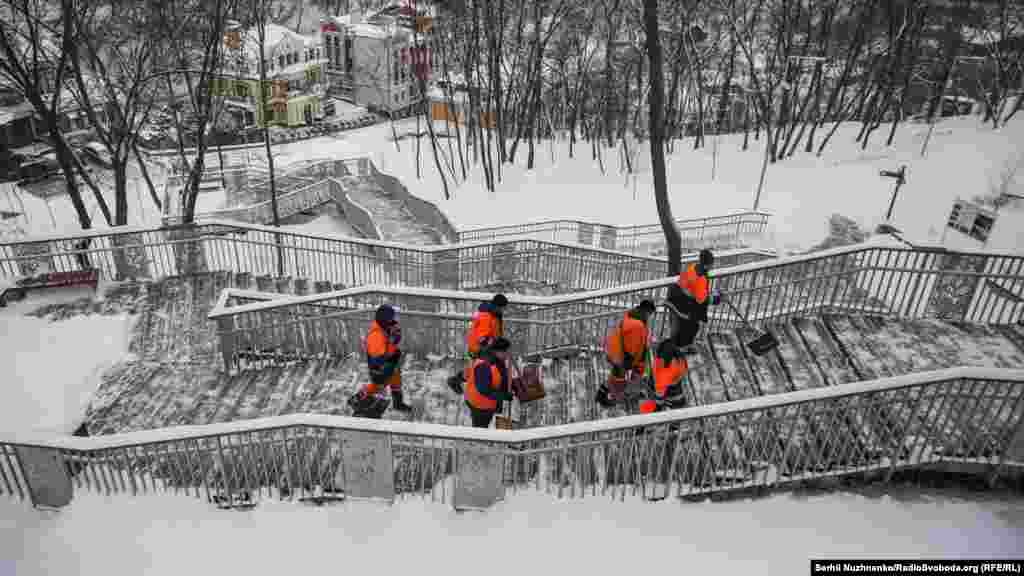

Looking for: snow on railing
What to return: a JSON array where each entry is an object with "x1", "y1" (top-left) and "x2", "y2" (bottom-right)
[
  {"x1": 205, "y1": 240, "x2": 1024, "y2": 371},
  {"x1": 456, "y1": 210, "x2": 772, "y2": 254},
  {"x1": 2, "y1": 367, "x2": 1022, "y2": 510},
  {"x1": 0, "y1": 216, "x2": 772, "y2": 296}
]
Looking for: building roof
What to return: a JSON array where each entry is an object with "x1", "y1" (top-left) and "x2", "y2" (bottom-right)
[
  {"x1": 349, "y1": 23, "x2": 399, "y2": 40},
  {"x1": 241, "y1": 23, "x2": 312, "y2": 63}
]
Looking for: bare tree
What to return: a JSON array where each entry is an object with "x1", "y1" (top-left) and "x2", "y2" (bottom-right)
[
  {"x1": 0, "y1": 0, "x2": 111, "y2": 229},
  {"x1": 152, "y1": 0, "x2": 237, "y2": 225},
  {"x1": 64, "y1": 0, "x2": 165, "y2": 226},
  {"x1": 644, "y1": 0, "x2": 681, "y2": 276}
]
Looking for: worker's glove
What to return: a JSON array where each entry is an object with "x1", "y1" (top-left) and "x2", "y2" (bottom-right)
[{"x1": 711, "y1": 290, "x2": 722, "y2": 306}]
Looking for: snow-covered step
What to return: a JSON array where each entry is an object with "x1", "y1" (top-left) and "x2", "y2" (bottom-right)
[{"x1": 706, "y1": 332, "x2": 759, "y2": 400}]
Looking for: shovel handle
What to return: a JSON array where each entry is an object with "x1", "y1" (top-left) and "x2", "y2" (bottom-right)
[{"x1": 721, "y1": 295, "x2": 756, "y2": 329}]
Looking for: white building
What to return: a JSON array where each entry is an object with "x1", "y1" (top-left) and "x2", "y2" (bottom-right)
[
  {"x1": 320, "y1": 4, "x2": 437, "y2": 116},
  {"x1": 218, "y1": 23, "x2": 329, "y2": 127}
]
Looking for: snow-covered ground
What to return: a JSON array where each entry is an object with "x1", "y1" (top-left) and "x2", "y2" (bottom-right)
[
  {"x1": 0, "y1": 290, "x2": 135, "y2": 437},
  {"x1": 2, "y1": 485, "x2": 1022, "y2": 575},
  {"x1": 265, "y1": 115, "x2": 1024, "y2": 254},
  {"x1": 0, "y1": 159, "x2": 166, "y2": 238}
]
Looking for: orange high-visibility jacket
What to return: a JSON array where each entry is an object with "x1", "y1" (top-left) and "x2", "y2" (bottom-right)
[
  {"x1": 677, "y1": 263, "x2": 710, "y2": 304},
  {"x1": 653, "y1": 356, "x2": 688, "y2": 399},
  {"x1": 639, "y1": 356, "x2": 688, "y2": 414},
  {"x1": 605, "y1": 311, "x2": 649, "y2": 369},
  {"x1": 467, "y1": 302, "x2": 504, "y2": 356},
  {"x1": 365, "y1": 321, "x2": 399, "y2": 372},
  {"x1": 464, "y1": 357, "x2": 512, "y2": 412}
]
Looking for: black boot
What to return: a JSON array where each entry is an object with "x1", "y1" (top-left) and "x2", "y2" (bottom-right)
[
  {"x1": 391, "y1": 390, "x2": 413, "y2": 413},
  {"x1": 446, "y1": 373, "x2": 464, "y2": 395},
  {"x1": 347, "y1": 391, "x2": 366, "y2": 411},
  {"x1": 595, "y1": 385, "x2": 612, "y2": 408}
]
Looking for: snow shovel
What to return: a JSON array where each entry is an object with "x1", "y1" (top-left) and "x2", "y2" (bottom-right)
[{"x1": 722, "y1": 297, "x2": 779, "y2": 356}]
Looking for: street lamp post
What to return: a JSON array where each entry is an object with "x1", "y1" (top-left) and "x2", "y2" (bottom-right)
[{"x1": 879, "y1": 164, "x2": 907, "y2": 223}]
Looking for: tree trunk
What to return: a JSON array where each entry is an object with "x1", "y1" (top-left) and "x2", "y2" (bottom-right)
[
  {"x1": 113, "y1": 158, "x2": 129, "y2": 226},
  {"x1": 255, "y1": 3, "x2": 283, "y2": 276},
  {"x1": 132, "y1": 141, "x2": 162, "y2": 211},
  {"x1": 644, "y1": 0, "x2": 681, "y2": 277}
]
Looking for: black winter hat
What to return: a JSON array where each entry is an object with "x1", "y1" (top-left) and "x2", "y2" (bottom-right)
[
  {"x1": 699, "y1": 249, "x2": 715, "y2": 268},
  {"x1": 492, "y1": 294, "x2": 509, "y2": 307},
  {"x1": 375, "y1": 304, "x2": 397, "y2": 325},
  {"x1": 490, "y1": 337, "x2": 511, "y2": 351},
  {"x1": 638, "y1": 299, "x2": 656, "y2": 313}
]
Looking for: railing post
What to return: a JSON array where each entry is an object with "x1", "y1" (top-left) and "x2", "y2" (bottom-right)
[
  {"x1": 13, "y1": 446, "x2": 74, "y2": 509},
  {"x1": 453, "y1": 440, "x2": 505, "y2": 511},
  {"x1": 217, "y1": 316, "x2": 237, "y2": 373}
]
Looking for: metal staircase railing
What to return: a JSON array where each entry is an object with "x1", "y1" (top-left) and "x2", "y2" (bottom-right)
[
  {"x1": 456, "y1": 211, "x2": 772, "y2": 254},
  {"x1": 206, "y1": 241, "x2": 1024, "y2": 372},
  {"x1": 3, "y1": 367, "x2": 1022, "y2": 509},
  {"x1": 0, "y1": 218, "x2": 774, "y2": 293}
]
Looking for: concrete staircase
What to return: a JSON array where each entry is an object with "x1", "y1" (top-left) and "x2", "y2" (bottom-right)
[
  {"x1": 75, "y1": 271, "x2": 1024, "y2": 435},
  {"x1": 337, "y1": 175, "x2": 444, "y2": 245}
]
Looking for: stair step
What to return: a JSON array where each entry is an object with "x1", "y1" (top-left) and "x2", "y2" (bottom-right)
[
  {"x1": 234, "y1": 272, "x2": 253, "y2": 289},
  {"x1": 706, "y1": 332, "x2": 758, "y2": 400},
  {"x1": 255, "y1": 275, "x2": 274, "y2": 292},
  {"x1": 275, "y1": 276, "x2": 293, "y2": 294}
]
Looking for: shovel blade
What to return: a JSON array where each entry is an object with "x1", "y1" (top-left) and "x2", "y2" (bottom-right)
[{"x1": 747, "y1": 332, "x2": 780, "y2": 356}]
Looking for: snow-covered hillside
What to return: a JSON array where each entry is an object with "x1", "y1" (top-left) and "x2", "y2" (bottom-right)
[
  {"x1": 4, "y1": 116, "x2": 1021, "y2": 256},
  {"x1": 267, "y1": 116, "x2": 1024, "y2": 254}
]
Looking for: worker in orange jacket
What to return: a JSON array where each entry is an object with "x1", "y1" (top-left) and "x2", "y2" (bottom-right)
[
  {"x1": 668, "y1": 249, "x2": 720, "y2": 348},
  {"x1": 596, "y1": 299, "x2": 656, "y2": 408},
  {"x1": 448, "y1": 294, "x2": 509, "y2": 394},
  {"x1": 464, "y1": 337, "x2": 514, "y2": 428},
  {"x1": 639, "y1": 340, "x2": 690, "y2": 414},
  {"x1": 348, "y1": 304, "x2": 412, "y2": 417}
]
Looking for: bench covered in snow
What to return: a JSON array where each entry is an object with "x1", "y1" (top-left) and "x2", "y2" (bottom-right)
[{"x1": 0, "y1": 268, "x2": 99, "y2": 306}]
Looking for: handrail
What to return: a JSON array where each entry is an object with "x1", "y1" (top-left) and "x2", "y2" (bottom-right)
[
  {"x1": 3, "y1": 364, "x2": 1022, "y2": 510},
  {"x1": 4, "y1": 366, "x2": 1020, "y2": 450},
  {"x1": 0, "y1": 216, "x2": 773, "y2": 296},
  {"x1": 0, "y1": 221, "x2": 771, "y2": 267},
  {"x1": 205, "y1": 238, "x2": 1024, "y2": 370},
  {"x1": 457, "y1": 211, "x2": 773, "y2": 237},
  {"x1": 200, "y1": 237, "x2": 928, "y2": 318}
]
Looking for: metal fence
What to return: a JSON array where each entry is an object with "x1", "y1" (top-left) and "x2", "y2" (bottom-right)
[
  {"x1": 0, "y1": 218, "x2": 773, "y2": 295},
  {"x1": 161, "y1": 158, "x2": 368, "y2": 227},
  {"x1": 456, "y1": 212, "x2": 772, "y2": 254},
  {"x1": 207, "y1": 242, "x2": 1024, "y2": 372},
  {"x1": 3, "y1": 367, "x2": 1022, "y2": 510}
]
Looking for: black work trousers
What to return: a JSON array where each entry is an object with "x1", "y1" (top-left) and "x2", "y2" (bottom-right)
[
  {"x1": 671, "y1": 318, "x2": 701, "y2": 348},
  {"x1": 468, "y1": 404, "x2": 496, "y2": 428}
]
